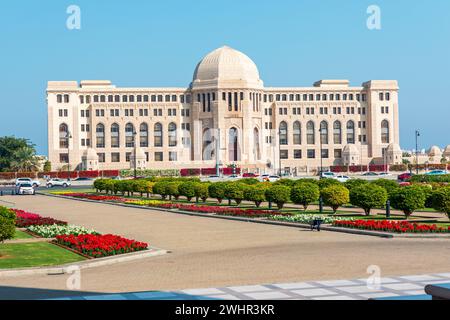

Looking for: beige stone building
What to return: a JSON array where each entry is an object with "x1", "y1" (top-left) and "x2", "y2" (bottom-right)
[{"x1": 47, "y1": 46, "x2": 402, "y2": 174}]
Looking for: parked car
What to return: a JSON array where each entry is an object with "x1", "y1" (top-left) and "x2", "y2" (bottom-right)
[
  {"x1": 242, "y1": 173, "x2": 259, "y2": 178},
  {"x1": 111, "y1": 176, "x2": 122, "y2": 180},
  {"x1": 15, "y1": 177, "x2": 40, "y2": 188},
  {"x1": 73, "y1": 177, "x2": 93, "y2": 181},
  {"x1": 362, "y1": 172, "x2": 378, "y2": 176},
  {"x1": 46, "y1": 178, "x2": 71, "y2": 188},
  {"x1": 378, "y1": 172, "x2": 392, "y2": 177},
  {"x1": 399, "y1": 182, "x2": 412, "y2": 187},
  {"x1": 15, "y1": 183, "x2": 36, "y2": 195},
  {"x1": 398, "y1": 172, "x2": 412, "y2": 182},
  {"x1": 425, "y1": 170, "x2": 448, "y2": 176},
  {"x1": 321, "y1": 172, "x2": 336, "y2": 179},
  {"x1": 334, "y1": 175, "x2": 350, "y2": 183},
  {"x1": 267, "y1": 175, "x2": 281, "y2": 182}
]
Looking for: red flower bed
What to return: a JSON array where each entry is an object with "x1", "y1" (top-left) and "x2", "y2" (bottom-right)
[
  {"x1": 55, "y1": 234, "x2": 148, "y2": 258},
  {"x1": 12, "y1": 209, "x2": 68, "y2": 227},
  {"x1": 63, "y1": 193, "x2": 125, "y2": 202},
  {"x1": 332, "y1": 220, "x2": 450, "y2": 233},
  {"x1": 153, "y1": 203, "x2": 283, "y2": 217}
]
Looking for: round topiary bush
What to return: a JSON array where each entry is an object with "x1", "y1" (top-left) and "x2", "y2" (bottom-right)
[
  {"x1": 321, "y1": 185, "x2": 350, "y2": 213},
  {"x1": 350, "y1": 184, "x2": 388, "y2": 216},
  {"x1": 194, "y1": 183, "x2": 209, "y2": 202},
  {"x1": 224, "y1": 183, "x2": 246, "y2": 205},
  {"x1": 344, "y1": 179, "x2": 369, "y2": 192},
  {"x1": 208, "y1": 182, "x2": 227, "y2": 203},
  {"x1": 0, "y1": 206, "x2": 16, "y2": 244},
  {"x1": 265, "y1": 185, "x2": 291, "y2": 209},
  {"x1": 244, "y1": 185, "x2": 267, "y2": 207},
  {"x1": 93, "y1": 179, "x2": 107, "y2": 193},
  {"x1": 152, "y1": 181, "x2": 169, "y2": 199},
  {"x1": 318, "y1": 178, "x2": 342, "y2": 190},
  {"x1": 166, "y1": 182, "x2": 181, "y2": 200},
  {"x1": 390, "y1": 185, "x2": 426, "y2": 219},
  {"x1": 371, "y1": 179, "x2": 400, "y2": 198},
  {"x1": 178, "y1": 181, "x2": 196, "y2": 202},
  {"x1": 290, "y1": 182, "x2": 320, "y2": 210},
  {"x1": 431, "y1": 186, "x2": 450, "y2": 219}
]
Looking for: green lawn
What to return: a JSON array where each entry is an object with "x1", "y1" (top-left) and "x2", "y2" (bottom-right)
[
  {"x1": 13, "y1": 229, "x2": 33, "y2": 240},
  {"x1": 0, "y1": 242, "x2": 85, "y2": 269}
]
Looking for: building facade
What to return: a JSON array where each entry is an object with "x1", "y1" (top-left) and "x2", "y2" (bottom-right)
[{"x1": 47, "y1": 46, "x2": 401, "y2": 174}]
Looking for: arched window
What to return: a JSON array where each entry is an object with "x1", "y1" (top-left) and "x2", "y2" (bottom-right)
[
  {"x1": 168, "y1": 122, "x2": 177, "y2": 147},
  {"x1": 125, "y1": 123, "x2": 135, "y2": 148},
  {"x1": 381, "y1": 120, "x2": 390, "y2": 143},
  {"x1": 229, "y1": 127, "x2": 239, "y2": 161},
  {"x1": 59, "y1": 124, "x2": 69, "y2": 148},
  {"x1": 140, "y1": 123, "x2": 148, "y2": 147},
  {"x1": 293, "y1": 121, "x2": 301, "y2": 145},
  {"x1": 346, "y1": 121, "x2": 355, "y2": 144},
  {"x1": 279, "y1": 121, "x2": 288, "y2": 145},
  {"x1": 253, "y1": 128, "x2": 261, "y2": 160},
  {"x1": 202, "y1": 128, "x2": 214, "y2": 160},
  {"x1": 96, "y1": 124, "x2": 105, "y2": 148},
  {"x1": 333, "y1": 121, "x2": 342, "y2": 144},
  {"x1": 307, "y1": 121, "x2": 315, "y2": 144},
  {"x1": 320, "y1": 121, "x2": 328, "y2": 144},
  {"x1": 154, "y1": 123, "x2": 163, "y2": 147},
  {"x1": 111, "y1": 123, "x2": 120, "y2": 148}
]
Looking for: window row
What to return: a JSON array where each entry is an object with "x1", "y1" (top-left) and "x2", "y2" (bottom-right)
[
  {"x1": 279, "y1": 148, "x2": 344, "y2": 160},
  {"x1": 90, "y1": 108, "x2": 189, "y2": 118},
  {"x1": 79, "y1": 94, "x2": 192, "y2": 104},
  {"x1": 264, "y1": 93, "x2": 368, "y2": 103}
]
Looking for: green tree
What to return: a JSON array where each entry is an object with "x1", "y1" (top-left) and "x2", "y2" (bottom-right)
[
  {"x1": 431, "y1": 186, "x2": 450, "y2": 219},
  {"x1": 265, "y1": 185, "x2": 291, "y2": 209},
  {"x1": 0, "y1": 136, "x2": 36, "y2": 172},
  {"x1": 43, "y1": 161, "x2": 52, "y2": 172},
  {"x1": 390, "y1": 185, "x2": 426, "y2": 219},
  {"x1": 179, "y1": 181, "x2": 196, "y2": 201},
  {"x1": 153, "y1": 181, "x2": 169, "y2": 199},
  {"x1": 224, "y1": 183, "x2": 246, "y2": 205},
  {"x1": 318, "y1": 178, "x2": 342, "y2": 190},
  {"x1": 350, "y1": 184, "x2": 388, "y2": 215},
  {"x1": 208, "y1": 182, "x2": 227, "y2": 203},
  {"x1": 344, "y1": 179, "x2": 369, "y2": 192},
  {"x1": 9, "y1": 145, "x2": 40, "y2": 172},
  {"x1": 321, "y1": 185, "x2": 350, "y2": 213},
  {"x1": 165, "y1": 182, "x2": 181, "y2": 200},
  {"x1": 194, "y1": 183, "x2": 209, "y2": 202},
  {"x1": 290, "y1": 183, "x2": 320, "y2": 210},
  {"x1": 244, "y1": 185, "x2": 267, "y2": 207},
  {"x1": 371, "y1": 179, "x2": 400, "y2": 198},
  {"x1": 0, "y1": 206, "x2": 16, "y2": 244}
]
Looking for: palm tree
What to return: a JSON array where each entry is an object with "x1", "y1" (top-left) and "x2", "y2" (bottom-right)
[{"x1": 10, "y1": 146, "x2": 40, "y2": 172}]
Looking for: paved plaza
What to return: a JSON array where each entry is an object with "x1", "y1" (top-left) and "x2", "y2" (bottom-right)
[{"x1": 0, "y1": 195, "x2": 449, "y2": 300}]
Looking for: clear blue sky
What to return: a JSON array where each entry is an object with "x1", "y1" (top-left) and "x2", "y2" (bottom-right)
[{"x1": 1, "y1": 0, "x2": 449, "y2": 155}]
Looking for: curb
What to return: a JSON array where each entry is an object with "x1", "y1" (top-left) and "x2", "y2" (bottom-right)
[
  {"x1": 37, "y1": 193, "x2": 450, "y2": 239},
  {"x1": 0, "y1": 247, "x2": 169, "y2": 278}
]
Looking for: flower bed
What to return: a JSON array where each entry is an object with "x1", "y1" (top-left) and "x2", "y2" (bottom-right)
[
  {"x1": 55, "y1": 234, "x2": 148, "y2": 258},
  {"x1": 269, "y1": 214, "x2": 354, "y2": 224},
  {"x1": 332, "y1": 220, "x2": 450, "y2": 233},
  {"x1": 13, "y1": 209, "x2": 68, "y2": 228},
  {"x1": 153, "y1": 203, "x2": 283, "y2": 217},
  {"x1": 27, "y1": 224, "x2": 99, "y2": 238},
  {"x1": 124, "y1": 199, "x2": 168, "y2": 206},
  {"x1": 61, "y1": 193, "x2": 125, "y2": 202}
]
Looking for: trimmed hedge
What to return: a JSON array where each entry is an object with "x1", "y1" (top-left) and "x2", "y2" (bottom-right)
[
  {"x1": 0, "y1": 206, "x2": 16, "y2": 243},
  {"x1": 265, "y1": 185, "x2": 291, "y2": 209},
  {"x1": 321, "y1": 185, "x2": 350, "y2": 213},
  {"x1": 290, "y1": 183, "x2": 320, "y2": 210}
]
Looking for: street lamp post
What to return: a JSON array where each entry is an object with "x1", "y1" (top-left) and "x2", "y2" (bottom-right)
[
  {"x1": 278, "y1": 129, "x2": 282, "y2": 176},
  {"x1": 133, "y1": 131, "x2": 137, "y2": 179},
  {"x1": 415, "y1": 130, "x2": 420, "y2": 175},
  {"x1": 318, "y1": 128, "x2": 323, "y2": 179},
  {"x1": 66, "y1": 131, "x2": 72, "y2": 181}
]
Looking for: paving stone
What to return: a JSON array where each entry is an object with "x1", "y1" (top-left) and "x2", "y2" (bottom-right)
[
  {"x1": 359, "y1": 292, "x2": 400, "y2": 299},
  {"x1": 244, "y1": 291, "x2": 291, "y2": 300},
  {"x1": 335, "y1": 285, "x2": 382, "y2": 294},
  {"x1": 292, "y1": 288, "x2": 337, "y2": 297},
  {"x1": 382, "y1": 283, "x2": 423, "y2": 291},
  {"x1": 400, "y1": 275, "x2": 440, "y2": 282},
  {"x1": 312, "y1": 295, "x2": 357, "y2": 300},
  {"x1": 181, "y1": 288, "x2": 224, "y2": 295},
  {"x1": 272, "y1": 282, "x2": 315, "y2": 290},
  {"x1": 227, "y1": 285, "x2": 270, "y2": 293},
  {"x1": 315, "y1": 280, "x2": 358, "y2": 287}
]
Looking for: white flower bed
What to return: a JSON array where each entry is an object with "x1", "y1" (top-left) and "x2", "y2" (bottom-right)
[
  {"x1": 27, "y1": 224, "x2": 99, "y2": 238},
  {"x1": 269, "y1": 214, "x2": 355, "y2": 225}
]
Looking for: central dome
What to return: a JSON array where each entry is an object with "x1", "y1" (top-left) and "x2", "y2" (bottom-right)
[{"x1": 191, "y1": 46, "x2": 263, "y2": 89}]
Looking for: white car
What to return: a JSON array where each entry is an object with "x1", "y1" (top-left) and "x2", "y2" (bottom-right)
[
  {"x1": 16, "y1": 183, "x2": 36, "y2": 195},
  {"x1": 321, "y1": 172, "x2": 336, "y2": 179},
  {"x1": 15, "y1": 177, "x2": 40, "y2": 188},
  {"x1": 267, "y1": 175, "x2": 281, "y2": 182},
  {"x1": 334, "y1": 175, "x2": 350, "y2": 183},
  {"x1": 46, "y1": 178, "x2": 71, "y2": 188}
]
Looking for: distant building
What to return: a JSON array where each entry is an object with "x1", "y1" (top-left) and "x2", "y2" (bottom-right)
[{"x1": 47, "y1": 46, "x2": 401, "y2": 174}]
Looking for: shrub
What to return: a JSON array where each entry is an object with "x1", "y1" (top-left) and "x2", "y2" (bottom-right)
[
  {"x1": 273, "y1": 179, "x2": 297, "y2": 187},
  {"x1": 208, "y1": 182, "x2": 227, "y2": 203},
  {"x1": 244, "y1": 185, "x2": 267, "y2": 207},
  {"x1": 104, "y1": 179, "x2": 116, "y2": 194},
  {"x1": 410, "y1": 174, "x2": 450, "y2": 183},
  {"x1": 178, "y1": 181, "x2": 196, "y2": 201},
  {"x1": 265, "y1": 185, "x2": 291, "y2": 209},
  {"x1": 194, "y1": 183, "x2": 209, "y2": 202},
  {"x1": 165, "y1": 182, "x2": 181, "y2": 200},
  {"x1": 238, "y1": 178, "x2": 260, "y2": 185},
  {"x1": 318, "y1": 178, "x2": 342, "y2": 190},
  {"x1": 152, "y1": 181, "x2": 169, "y2": 199},
  {"x1": 372, "y1": 179, "x2": 400, "y2": 198},
  {"x1": 344, "y1": 179, "x2": 369, "y2": 192},
  {"x1": 0, "y1": 206, "x2": 16, "y2": 243},
  {"x1": 350, "y1": 184, "x2": 388, "y2": 215},
  {"x1": 93, "y1": 179, "x2": 107, "y2": 192},
  {"x1": 224, "y1": 183, "x2": 246, "y2": 205},
  {"x1": 321, "y1": 185, "x2": 350, "y2": 213},
  {"x1": 390, "y1": 185, "x2": 426, "y2": 219},
  {"x1": 294, "y1": 178, "x2": 319, "y2": 186},
  {"x1": 431, "y1": 187, "x2": 450, "y2": 219},
  {"x1": 290, "y1": 183, "x2": 320, "y2": 210}
]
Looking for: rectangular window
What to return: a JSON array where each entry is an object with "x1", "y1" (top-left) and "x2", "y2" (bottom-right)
[
  {"x1": 126, "y1": 152, "x2": 131, "y2": 162},
  {"x1": 154, "y1": 152, "x2": 163, "y2": 162},
  {"x1": 294, "y1": 149, "x2": 302, "y2": 159},
  {"x1": 334, "y1": 149, "x2": 342, "y2": 159},
  {"x1": 307, "y1": 149, "x2": 315, "y2": 159},
  {"x1": 59, "y1": 153, "x2": 69, "y2": 163},
  {"x1": 111, "y1": 153, "x2": 120, "y2": 162},
  {"x1": 321, "y1": 149, "x2": 329, "y2": 159},
  {"x1": 280, "y1": 150, "x2": 288, "y2": 159},
  {"x1": 98, "y1": 153, "x2": 105, "y2": 163},
  {"x1": 169, "y1": 151, "x2": 177, "y2": 161}
]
